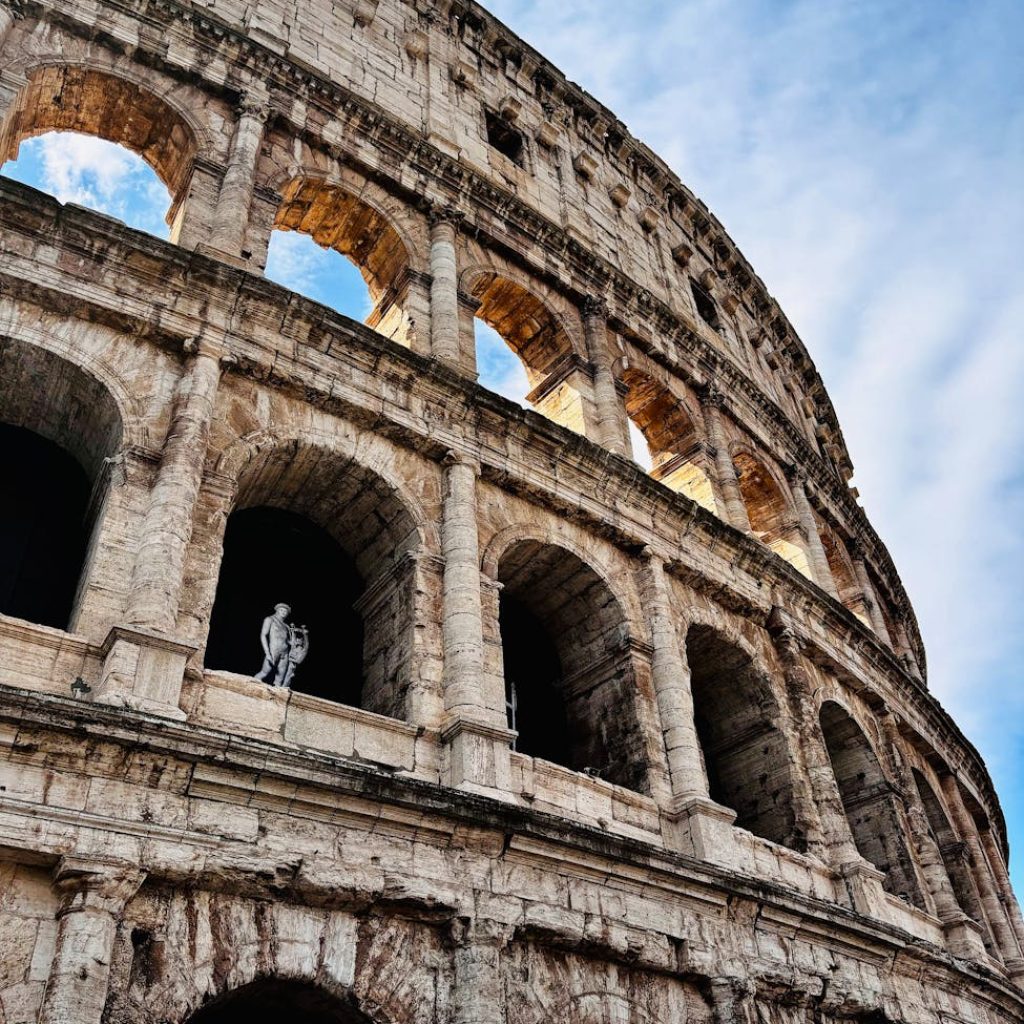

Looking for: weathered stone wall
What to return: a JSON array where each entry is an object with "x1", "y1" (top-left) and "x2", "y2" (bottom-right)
[{"x1": 0, "y1": 0, "x2": 1021, "y2": 1022}]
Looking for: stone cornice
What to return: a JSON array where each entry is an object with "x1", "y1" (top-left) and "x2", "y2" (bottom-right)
[{"x1": 19, "y1": 0, "x2": 922, "y2": 664}]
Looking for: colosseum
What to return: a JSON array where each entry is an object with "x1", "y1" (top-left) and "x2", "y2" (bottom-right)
[{"x1": 0, "y1": 1, "x2": 1021, "y2": 1022}]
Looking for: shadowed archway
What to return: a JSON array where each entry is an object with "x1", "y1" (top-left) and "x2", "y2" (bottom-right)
[{"x1": 184, "y1": 978, "x2": 371, "y2": 1024}]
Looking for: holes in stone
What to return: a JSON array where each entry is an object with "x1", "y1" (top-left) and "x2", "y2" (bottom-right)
[
  {"x1": 205, "y1": 507, "x2": 365, "y2": 706},
  {"x1": 689, "y1": 278, "x2": 719, "y2": 328},
  {"x1": 485, "y1": 110, "x2": 524, "y2": 165},
  {"x1": 0, "y1": 424, "x2": 90, "y2": 630}
]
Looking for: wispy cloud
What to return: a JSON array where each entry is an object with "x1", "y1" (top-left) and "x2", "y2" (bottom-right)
[
  {"x1": 489, "y1": 0, "x2": 1024, "y2": 874},
  {"x1": 265, "y1": 230, "x2": 374, "y2": 318}
]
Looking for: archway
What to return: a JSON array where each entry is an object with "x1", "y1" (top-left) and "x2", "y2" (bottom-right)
[
  {"x1": 913, "y1": 768, "x2": 992, "y2": 945},
  {"x1": 0, "y1": 338, "x2": 123, "y2": 631},
  {"x1": 732, "y1": 452, "x2": 811, "y2": 578},
  {"x1": 685, "y1": 625, "x2": 800, "y2": 849},
  {"x1": 272, "y1": 177, "x2": 414, "y2": 345},
  {"x1": 819, "y1": 701, "x2": 925, "y2": 907},
  {"x1": 469, "y1": 273, "x2": 586, "y2": 434},
  {"x1": 496, "y1": 539, "x2": 649, "y2": 792},
  {"x1": 620, "y1": 368, "x2": 716, "y2": 511},
  {"x1": 0, "y1": 66, "x2": 196, "y2": 238},
  {"x1": 205, "y1": 443, "x2": 421, "y2": 720},
  {"x1": 820, "y1": 527, "x2": 862, "y2": 620},
  {"x1": 184, "y1": 978, "x2": 370, "y2": 1024}
]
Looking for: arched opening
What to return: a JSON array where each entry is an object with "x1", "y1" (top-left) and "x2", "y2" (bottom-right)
[
  {"x1": 620, "y1": 368, "x2": 716, "y2": 512},
  {"x1": 496, "y1": 539, "x2": 649, "y2": 792},
  {"x1": 205, "y1": 444, "x2": 421, "y2": 720},
  {"x1": 819, "y1": 701, "x2": 925, "y2": 907},
  {"x1": 913, "y1": 769, "x2": 992, "y2": 945},
  {"x1": 184, "y1": 978, "x2": 370, "y2": 1024},
  {"x1": 0, "y1": 67, "x2": 196, "y2": 239},
  {"x1": 732, "y1": 452, "x2": 811, "y2": 579},
  {"x1": 470, "y1": 274, "x2": 585, "y2": 434},
  {"x1": 685, "y1": 625, "x2": 800, "y2": 849},
  {"x1": 271, "y1": 177, "x2": 414, "y2": 345},
  {"x1": 0, "y1": 338, "x2": 123, "y2": 631},
  {"x1": 820, "y1": 527, "x2": 865, "y2": 622}
]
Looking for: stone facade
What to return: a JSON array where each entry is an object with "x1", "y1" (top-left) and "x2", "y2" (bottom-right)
[{"x1": 0, "y1": 1, "x2": 1022, "y2": 1022}]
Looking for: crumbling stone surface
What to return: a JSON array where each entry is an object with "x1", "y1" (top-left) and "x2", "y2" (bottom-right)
[{"x1": 0, "y1": 0, "x2": 1021, "y2": 1022}]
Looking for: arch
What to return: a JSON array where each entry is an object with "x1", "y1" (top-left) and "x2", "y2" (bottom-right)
[
  {"x1": 0, "y1": 65, "x2": 199, "y2": 217},
  {"x1": 495, "y1": 537, "x2": 650, "y2": 792},
  {"x1": 819, "y1": 701, "x2": 925, "y2": 907},
  {"x1": 912, "y1": 768, "x2": 991, "y2": 941},
  {"x1": 619, "y1": 366, "x2": 715, "y2": 511},
  {"x1": 183, "y1": 978, "x2": 372, "y2": 1024},
  {"x1": 731, "y1": 449, "x2": 811, "y2": 578},
  {"x1": 205, "y1": 438, "x2": 425, "y2": 719},
  {"x1": 819, "y1": 525, "x2": 862, "y2": 616},
  {"x1": 685, "y1": 623, "x2": 801, "y2": 849},
  {"x1": 0, "y1": 336, "x2": 124, "y2": 630},
  {"x1": 273, "y1": 175, "x2": 416, "y2": 345}
]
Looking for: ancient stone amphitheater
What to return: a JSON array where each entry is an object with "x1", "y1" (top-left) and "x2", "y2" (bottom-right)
[{"x1": 0, "y1": 1, "x2": 1022, "y2": 1022}]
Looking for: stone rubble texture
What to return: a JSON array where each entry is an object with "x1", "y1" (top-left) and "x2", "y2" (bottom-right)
[{"x1": 0, "y1": 0, "x2": 1022, "y2": 1021}]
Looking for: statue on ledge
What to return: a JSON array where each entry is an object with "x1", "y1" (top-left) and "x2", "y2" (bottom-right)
[{"x1": 255, "y1": 603, "x2": 310, "y2": 689}]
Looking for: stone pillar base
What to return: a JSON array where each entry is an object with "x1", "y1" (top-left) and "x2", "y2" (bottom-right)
[
  {"x1": 441, "y1": 715, "x2": 516, "y2": 800},
  {"x1": 94, "y1": 626, "x2": 196, "y2": 720},
  {"x1": 839, "y1": 858, "x2": 888, "y2": 917},
  {"x1": 662, "y1": 795, "x2": 737, "y2": 863},
  {"x1": 194, "y1": 242, "x2": 253, "y2": 271},
  {"x1": 941, "y1": 912, "x2": 988, "y2": 961}
]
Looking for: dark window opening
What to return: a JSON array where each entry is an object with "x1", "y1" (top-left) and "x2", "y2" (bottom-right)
[
  {"x1": 485, "y1": 110, "x2": 524, "y2": 165},
  {"x1": 184, "y1": 978, "x2": 370, "y2": 1024},
  {"x1": 690, "y1": 278, "x2": 719, "y2": 328},
  {"x1": 0, "y1": 424, "x2": 90, "y2": 630},
  {"x1": 205, "y1": 506, "x2": 365, "y2": 705},
  {"x1": 500, "y1": 594, "x2": 570, "y2": 764},
  {"x1": 687, "y1": 624, "x2": 800, "y2": 850}
]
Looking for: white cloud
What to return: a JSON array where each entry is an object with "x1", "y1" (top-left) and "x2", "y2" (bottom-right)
[{"x1": 489, "y1": 0, "x2": 1024, "y2": 840}]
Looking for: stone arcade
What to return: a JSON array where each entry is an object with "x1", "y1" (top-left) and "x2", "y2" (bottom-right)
[{"x1": 0, "y1": 1, "x2": 1022, "y2": 1022}]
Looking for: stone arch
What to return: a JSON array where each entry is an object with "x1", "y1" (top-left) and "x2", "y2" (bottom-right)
[
  {"x1": 618, "y1": 364, "x2": 715, "y2": 511},
  {"x1": 273, "y1": 173, "x2": 421, "y2": 344},
  {"x1": 204, "y1": 434, "x2": 427, "y2": 718},
  {"x1": 0, "y1": 334, "x2": 126, "y2": 631},
  {"x1": 731, "y1": 448, "x2": 811, "y2": 578},
  {"x1": 912, "y1": 767, "x2": 991, "y2": 942},
  {"x1": 182, "y1": 978, "x2": 374, "y2": 1024},
  {"x1": 489, "y1": 532, "x2": 652, "y2": 792},
  {"x1": 819, "y1": 700, "x2": 925, "y2": 907},
  {"x1": 818, "y1": 524, "x2": 865, "y2": 620},
  {"x1": 0, "y1": 62, "x2": 203, "y2": 229},
  {"x1": 684, "y1": 622, "x2": 802, "y2": 850}
]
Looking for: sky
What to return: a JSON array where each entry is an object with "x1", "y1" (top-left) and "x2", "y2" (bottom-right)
[{"x1": 2, "y1": 0, "x2": 1022, "y2": 887}]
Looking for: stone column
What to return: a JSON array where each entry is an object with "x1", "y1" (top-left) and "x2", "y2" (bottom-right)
[
  {"x1": 208, "y1": 95, "x2": 269, "y2": 259},
  {"x1": 698, "y1": 384, "x2": 751, "y2": 532},
  {"x1": 638, "y1": 552, "x2": 706, "y2": 800},
  {"x1": 941, "y1": 775, "x2": 1024, "y2": 969},
  {"x1": 440, "y1": 452, "x2": 513, "y2": 793},
  {"x1": 39, "y1": 858, "x2": 145, "y2": 1024},
  {"x1": 582, "y1": 296, "x2": 630, "y2": 456},
  {"x1": 787, "y1": 469, "x2": 838, "y2": 598},
  {"x1": 0, "y1": 3, "x2": 18, "y2": 48},
  {"x1": 94, "y1": 342, "x2": 227, "y2": 716},
  {"x1": 429, "y1": 207, "x2": 463, "y2": 367},
  {"x1": 979, "y1": 828, "x2": 1024, "y2": 957},
  {"x1": 848, "y1": 540, "x2": 893, "y2": 644},
  {"x1": 708, "y1": 977, "x2": 756, "y2": 1024},
  {"x1": 449, "y1": 918, "x2": 511, "y2": 1024}
]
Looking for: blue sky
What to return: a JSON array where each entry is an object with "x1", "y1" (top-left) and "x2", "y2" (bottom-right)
[{"x1": 3, "y1": 0, "x2": 1022, "y2": 886}]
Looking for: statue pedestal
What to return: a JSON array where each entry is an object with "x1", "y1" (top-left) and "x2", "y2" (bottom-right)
[
  {"x1": 93, "y1": 625, "x2": 195, "y2": 719},
  {"x1": 662, "y1": 795, "x2": 738, "y2": 865},
  {"x1": 839, "y1": 858, "x2": 889, "y2": 917},
  {"x1": 441, "y1": 714, "x2": 517, "y2": 801}
]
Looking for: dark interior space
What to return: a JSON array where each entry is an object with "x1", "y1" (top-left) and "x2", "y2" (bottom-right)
[
  {"x1": 485, "y1": 109, "x2": 525, "y2": 165},
  {"x1": 499, "y1": 593, "x2": 571, "y2": 766},
  {"x1": 0, "y1": 423, "x2": 90, "y2": 630},
  {"x1": 185, "y1": 979, "x2": 368, "y2": 1024},
  {"x1": 689, "y1": 278, "x2": 719, "y2": 327},
  {"x1": 205, "y1": 506, "x2": 365, "y2": 705}
]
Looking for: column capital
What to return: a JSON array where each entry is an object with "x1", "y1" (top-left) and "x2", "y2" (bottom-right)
[
  {"x1": 442, "y1": 448, "x2": 480, "y2": 474},
  {"x1": 582, "y1": 293, "x2": 608, "y2": 320},
  {"x1": 428, "y1": 202, "x2": 465, "y2": 229},
  {"x1": 785, "y1": 464, "x2": 809, "y2": 489},
  {"x1": 236, "y1": 93, "x2": 272, "y2": 123},
  {"x1": 51, "y1": 857, "x2": 146, "y2": 917},
  {"x1": 698, "y1": 381, "x2": 726, "y2": 409}
]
